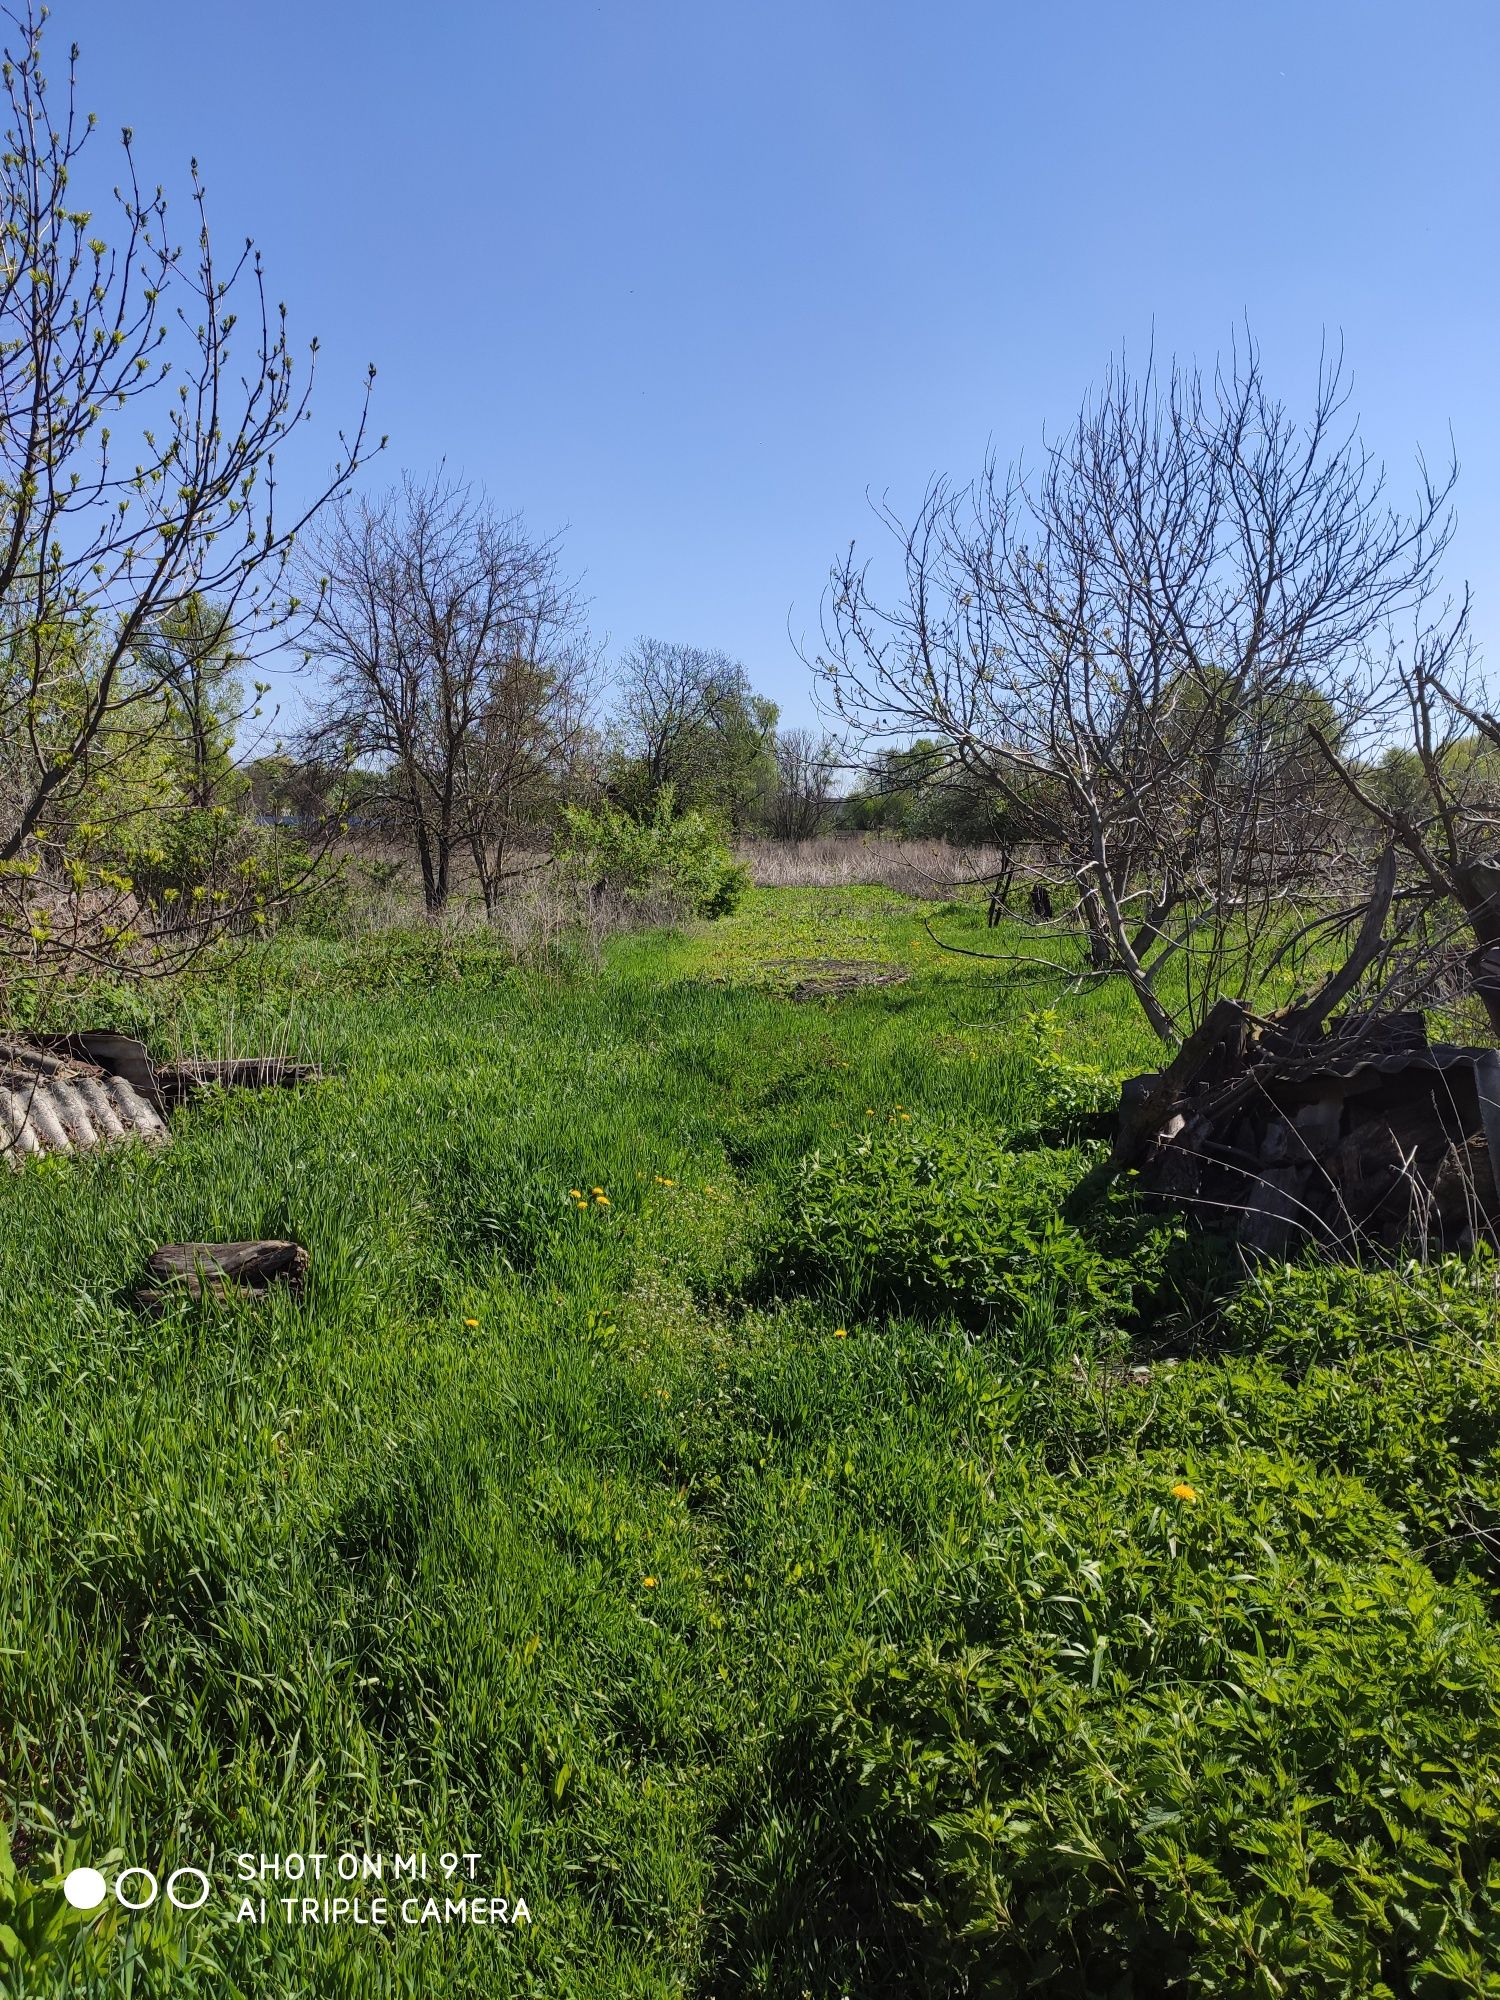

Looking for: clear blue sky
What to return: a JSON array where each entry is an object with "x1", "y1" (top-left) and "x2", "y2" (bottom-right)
[{"x1": 65, "y1": 0, "x2": 1500, "y2": 731}]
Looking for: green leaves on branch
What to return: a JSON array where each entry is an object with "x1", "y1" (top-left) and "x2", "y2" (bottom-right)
[{"x1": 560, "y1": 788, "x2": 749, "y2": 921}]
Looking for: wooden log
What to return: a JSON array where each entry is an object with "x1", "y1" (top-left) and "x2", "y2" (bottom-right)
[
  {"x1": 1064, "y1": 996, "x2": 1251, "y2": 1217},
  {"x1": 153, "y1": 1058, "x2": 327, "y2": 1106},
  {"x1": 135, "y1": 1240, "x2": 309, "y2": 1308}
]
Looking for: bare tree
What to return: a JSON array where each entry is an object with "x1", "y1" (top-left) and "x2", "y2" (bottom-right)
[
  {"x1": 768, "y1": 727, "x2": 844, "y2": 840},
  {"x1": 1312, "y1": 601, "x2": 1500, "y2": 1035},
  {"x1": 303, "y1": 473, "x2": 592, "y2": 914},
  {"x1": 0, "y1": 5, "x2": 375, "y2": 993},
  {"x1": 816, "y1": 335, "x2": 1456, "y2": 1042}
]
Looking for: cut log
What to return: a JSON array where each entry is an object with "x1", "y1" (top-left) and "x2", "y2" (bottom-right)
[
  {"x1": 153, "y1": 1058, "x2": 327, "y2": 1106},
  {"x1": 135, "y1": 1239, "x2": 309, "y2": 1308}
]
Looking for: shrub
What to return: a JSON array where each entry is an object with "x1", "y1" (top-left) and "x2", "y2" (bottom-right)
[
  {"x1": 738, "y1": 1451, "x2": 1500, "y2": 1996},
  {"x1": 1013, "y1": 1007, "x2": 1120, "y2": 1136},
  {"x1": 1218, "y1": 1250, "x2": 1500, "y2": 1366},
  {"x1": 759, "y1": 1129, "x2": 1131, "y2": 1357},
  {"x1": 560, "y1": 788, "x2": 749, "y2": 919},
  {"x1": 1108, "y1": 1256, "x2": 1500, "y2": 1587}
]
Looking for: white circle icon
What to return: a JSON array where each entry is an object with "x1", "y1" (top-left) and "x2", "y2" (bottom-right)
[
  {"x1": 113, "y1": 1867, "x2": 158, "y2": 1911},
  {"x1": 62, "y1": 1867, "x2": 108, "y2": 1910}
]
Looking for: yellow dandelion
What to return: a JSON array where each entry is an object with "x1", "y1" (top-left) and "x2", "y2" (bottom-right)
[
  {"x1": 1171, "y1": 1482, "x2": 1198, "y2": 1503},
  {"x1": 569, "y1": 1189, "x2": 583, "y2": 1198},
  {"x1": 591, "y1": 1186, "x2": 605, "y2": 1195},
  {"x1": 463, "y1": 1317, "x2": 479, "y2": 1327},
  {"x1": 642, "y1": 1576, "x2": 657, "y2": 1589},
  {"x1": 832, "y1": 1327, "x2": 848, "y2": 1338},
  {"x1": 595, "y1": 1194, "x2": 610, "y2": 1205}
]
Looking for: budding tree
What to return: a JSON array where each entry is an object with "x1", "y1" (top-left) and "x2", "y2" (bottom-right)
[
  {"x1": 0, "y1": 4, "x2": 376, "y2": 991},
  {"x1": 303, "y1": 472, "x2": 594, "y2": 914},
  {"x1": 610, "y1": 638, "x2": 778, "y2": 831}
]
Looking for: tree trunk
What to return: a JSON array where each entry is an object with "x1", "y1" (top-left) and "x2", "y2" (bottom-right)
[{"x1": 1456, "y1": 861, "x2": 1500, "y2": 1037}]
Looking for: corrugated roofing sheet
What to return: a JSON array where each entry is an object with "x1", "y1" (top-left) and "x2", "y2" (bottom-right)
[{"x1": 0, "y1": 1039, "x2": 169, "y2": 1165}]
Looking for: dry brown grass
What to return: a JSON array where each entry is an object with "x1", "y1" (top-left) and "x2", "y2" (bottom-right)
[{"x1": 734, "y1": 835, "x2": 1005, "y2": 897}]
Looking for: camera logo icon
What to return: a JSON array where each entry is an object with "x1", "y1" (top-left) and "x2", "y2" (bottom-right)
[{"x1": 63, "y1": 1865, "x2": 211, "y2": 1912}]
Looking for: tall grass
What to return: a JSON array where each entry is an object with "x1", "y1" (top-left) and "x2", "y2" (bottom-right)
[
  {"x1": 734, "y1": 834, "x2": 1007, "y2": 895},
  {"x1": 3, "y1": 886, "x2": 1499, "y2": 1995}
]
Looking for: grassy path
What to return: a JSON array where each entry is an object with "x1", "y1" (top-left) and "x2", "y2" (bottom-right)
[
  {"x1": 2, "y1": 892, "x2": 1134, "y2": 1995},
  {"x1": 6, "y1": 892, "x2": 1500, "y2": 1996}
]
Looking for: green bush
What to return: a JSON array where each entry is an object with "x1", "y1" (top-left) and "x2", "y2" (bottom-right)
[
  {"x1": 560, "y1": 787, "x2": 749, "y2": 919},
  {"x1": 760, "y1": 1129, "x2": 1132, "y2": 1356},
  {"x1": 1110, "y1": 1257, "x2": 1500, "y2": 1587},
  {"x1": 1014, "y1": 1006, "x2": 1121, "y2": 1136},
  {"x1": 1219, "y1": 1251, "x2": 1500, "y2": 1366},
  {"x1": 744, "y1": 1450, "x2": 1500, "y2": 1997}
]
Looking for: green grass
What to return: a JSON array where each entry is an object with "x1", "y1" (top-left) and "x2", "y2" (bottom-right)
[{"x1": 3, "y1": 889, "x2": 1500, "y2": 1996}]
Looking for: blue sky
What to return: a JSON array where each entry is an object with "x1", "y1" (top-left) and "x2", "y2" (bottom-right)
[{"x1": 65, "y1": 0, "x2": 1500, "y2": 731}]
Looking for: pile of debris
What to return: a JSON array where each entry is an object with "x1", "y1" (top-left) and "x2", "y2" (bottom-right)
[
  {"x1": 0, "y1": 1034, "x2": 169, "y2": 1163},
  {"x1": 775, "y1": 959, "x2": 910, "y2": 1002},
  {"x1": 1080, "y1": 1000, "x2": 1500, "y2": 1256},
  {"x1": 1, "y1": 1030, "x2": 326, "y2": 1166}
]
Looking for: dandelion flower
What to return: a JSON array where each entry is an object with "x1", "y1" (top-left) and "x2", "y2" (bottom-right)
[
  {"x1": 463, "y1": 1317, "x2": 479, "y2": 1327},
  {"x1": 642, "y1": 1576, "x2": 657, "y2": 1589},
  {"x1": 591, "y1": 1186, "x2": 605, "y2": 1195},
  {"x1": 596, "y1": 1194, "x2": 611, "y2": 1205},
  {"x1": 569, "y1": 1189, "x2": 583, "y2": 1199},
  {"x1": 833, "y1": 1327, "x2": 848, "y2": 1339},
  {"x1": 1171, "y1": 1482, "x2": 1198, "y2": 1503}
]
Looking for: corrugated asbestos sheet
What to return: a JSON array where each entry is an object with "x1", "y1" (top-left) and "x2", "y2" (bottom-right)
[{"x1": 0, "y1": 1037, "x2": 170, "y2": 1165}]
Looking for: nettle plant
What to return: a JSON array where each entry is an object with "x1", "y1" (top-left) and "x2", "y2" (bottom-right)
[{"x1": 761, "y1": 1127, "x2": 1140, "y2": 1359}]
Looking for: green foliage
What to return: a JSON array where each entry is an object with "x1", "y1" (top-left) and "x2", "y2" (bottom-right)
[
  {"x1": 0, "y1": 1822, "x2": 220, "y2": 1994},
  {"x1": 835, "y1": 738, "x2": 1068, "y2": 847},
  {"x1": 761, "y1": 1125, "x2": 1130, "y2": 1356},
  {"x1": 561, "y1": 786, "x2": 749, "y2": 919},
  {"x1": 1219, "y1": 1250, "x2": 1500, "y2": 1365},
  {"x1": 774, "y1": 1451, "x2": 1500, "y2": 1997},
  {"x1": 608, "y1": 642, "x2": 779, "y2": 832},
  {"x1": 6, "y1": 884, "x2": 1500, "y2": 1996},
  {"x1": 1122, "y1": 1256, "x2": 1500, "y2": 1590},
  {"x1": 1014, "y1": 1006, "x2": 1120, "y2": 1134}
]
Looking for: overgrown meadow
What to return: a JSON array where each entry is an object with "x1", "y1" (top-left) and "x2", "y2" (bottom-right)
[{"x1": 5, "y1": 888, "x2": 1500, "y2": 1997}]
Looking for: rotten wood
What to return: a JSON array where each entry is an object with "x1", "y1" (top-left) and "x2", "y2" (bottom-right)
[
  {"x1": 135, "y1": 1239, "x2": 309, "y2": 1308},
  {"x1": 1081, "y1": 1006, "x2": 1500, "y2": 1255},
  {"x1": 1063, "y1": 997, "x2": 1251, "y2": 1219},
  {"x1": 153, "y1": 1057, "x2": 328, "y2": 1106}
]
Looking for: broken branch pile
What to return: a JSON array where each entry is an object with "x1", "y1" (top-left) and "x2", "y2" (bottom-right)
[{"x1": 1087, "y1": 1001, "x2": 1500, "y2": 1256}]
